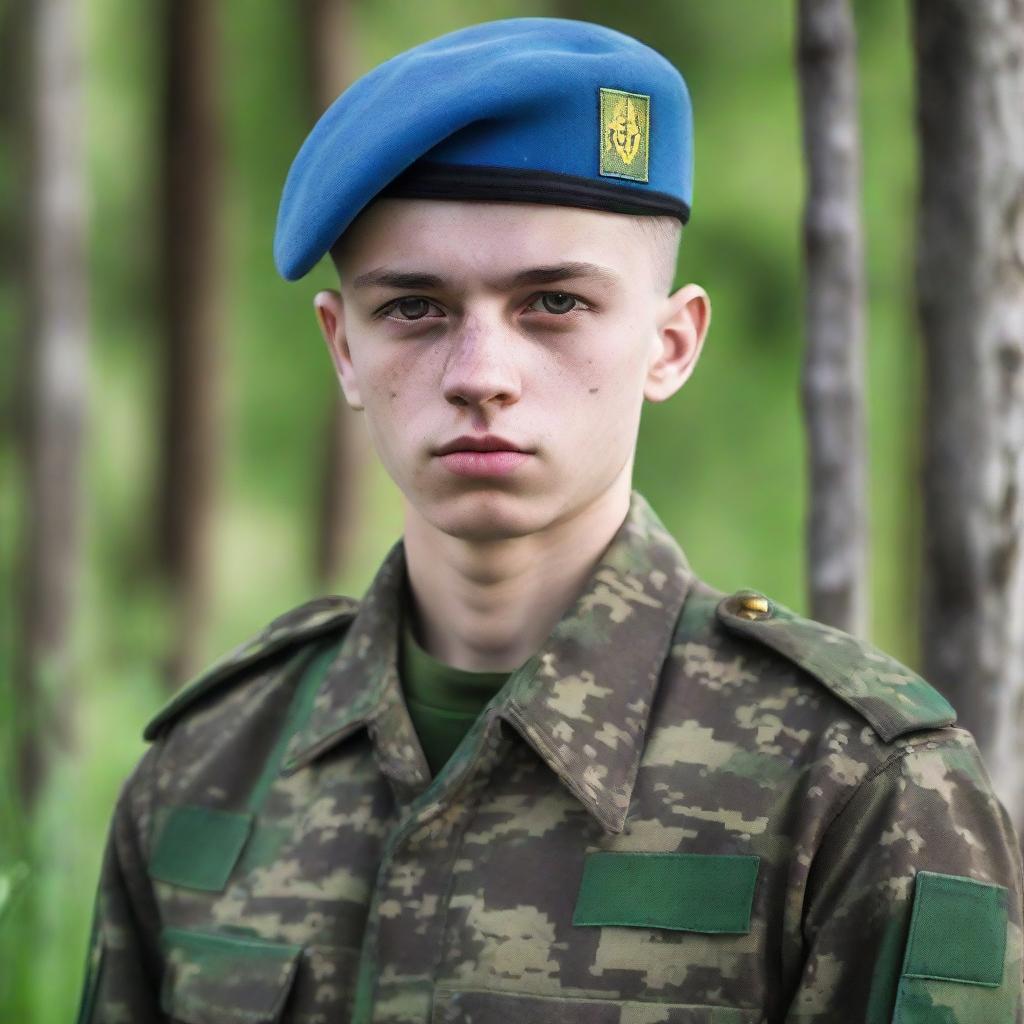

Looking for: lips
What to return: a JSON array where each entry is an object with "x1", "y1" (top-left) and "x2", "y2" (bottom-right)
[{"x1": 435, "y1": 435, "x2": 530, "y2": 455}]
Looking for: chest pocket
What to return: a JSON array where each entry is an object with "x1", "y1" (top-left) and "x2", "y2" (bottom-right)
[
  {"x1": 160, "y1": 929, "x2": 301, "y2": 1024},
  {"x1": 572, "y1": 852, "x2": 760, "y2": 933}
]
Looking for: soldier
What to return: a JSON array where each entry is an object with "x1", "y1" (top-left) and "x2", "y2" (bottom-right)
[{"x1": 76, "y1": 17, "x2": 1022, "y2": 1024}]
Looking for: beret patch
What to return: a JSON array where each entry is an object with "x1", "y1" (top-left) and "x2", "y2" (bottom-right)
[
  {"x1": 274, "y1": 18, "x2": 694, "y2": 281},
  {"x1": 599, "y1": 88, "x2": 650, "y2": 182}
]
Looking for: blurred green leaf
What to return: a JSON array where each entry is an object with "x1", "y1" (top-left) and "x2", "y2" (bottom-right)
[{"x1": 0, "y1": 863, "x2": 29, "y2": 922}]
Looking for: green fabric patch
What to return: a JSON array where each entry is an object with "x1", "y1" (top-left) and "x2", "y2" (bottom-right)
[
  {"x1": 160, "y1": 928, "x2": 301, "y2": 1024},
  {"x1": 891, "y1": 872, "x2": 1011, "y2": 1024},
  {"x1": 149, "y1": 805, "x2": 253, "y2": 892},
  {"x1": 901, "y1": 871, "x2": 1007, "y2": 987},
  {"x1": 573, "y1": 852, "x2": 759, "y2": 933}
]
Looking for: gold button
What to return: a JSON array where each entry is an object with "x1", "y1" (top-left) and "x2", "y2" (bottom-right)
[{"x1": 734, "y1": 592, "x2": 770, "y2": 620}]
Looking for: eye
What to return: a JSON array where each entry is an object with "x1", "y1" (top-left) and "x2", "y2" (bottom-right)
[
  {"x1": 381, "y1": 297, "x2": 443, "y2": 321},
  {"x1": 527, "y1": 292, "x2": 587, "y2": 315}
]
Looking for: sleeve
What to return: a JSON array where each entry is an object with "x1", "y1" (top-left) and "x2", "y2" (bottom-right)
[
  {"x1": 75, "y1": 749, "x2": 167, "y2": 1024},
  {"x1": 785, "y1": 730, "x2": 1024, "y2": 1024}
]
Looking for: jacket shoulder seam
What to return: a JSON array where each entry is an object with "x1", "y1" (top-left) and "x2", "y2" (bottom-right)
[{"x1": 143, "y1": 597, "x2": 359, "y2": 741}]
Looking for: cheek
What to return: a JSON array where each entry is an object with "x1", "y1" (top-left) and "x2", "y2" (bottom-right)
[
  {"x1": 537, "y1": 339, "x2": 648, "y2": 467},
  {"x1": 561, "y1": 334, "x2": 650, "y2": 413},
  {"x1": 354, "y1": 348, "x2": 433, "y2": 450},
  {"x1": 347, "y1": 346, "x2": 395, "y2": 437},
  {"x1": 351, "y1": 341, "x2": 402, "y2": 405},
  {"x1": 363, "y1": 378, "x2": 408, "y2": 441}
]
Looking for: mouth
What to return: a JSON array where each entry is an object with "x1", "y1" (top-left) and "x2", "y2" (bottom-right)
[
  {"x1": 433, "y1": 435, "x2": 534, "y2": 478},
  {"x1": 434, "y1": 434, "x2": 532, "y2": 456}
]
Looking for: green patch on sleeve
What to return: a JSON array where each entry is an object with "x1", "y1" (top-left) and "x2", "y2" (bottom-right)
[
  {"x1": 903, "y1": 871, "x2": 1007, "y2": 986},
  {"x1": 572, "y1": 851, "x2": 759, "y2": 933},
  {"x1": 149, "y1": 805, "x2": 254, "y2": 891},
  {"x1": 892, "y1": 872, "x2": 1011, "y2": 1024}
]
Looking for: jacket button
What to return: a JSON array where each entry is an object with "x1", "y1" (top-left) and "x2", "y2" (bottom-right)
[{"x1": 735, "y1": 591, "x2": 770, "y2": 620}]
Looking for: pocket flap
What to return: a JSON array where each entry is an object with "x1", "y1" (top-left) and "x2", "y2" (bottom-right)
[
  {"x1": 434, "y1": 988, "x2": 761, "y2": 1023},
  {"x1": 160, "y1": 928, "x2": 301, "y2": 1024},
  {"x1": 573, "y1": 852, "x2": 759, "y2": 934}
]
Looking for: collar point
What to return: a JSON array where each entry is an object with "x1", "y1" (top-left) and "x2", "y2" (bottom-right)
[{"x1": 593, "y1": 798, "x2": 631, "y2": 834}]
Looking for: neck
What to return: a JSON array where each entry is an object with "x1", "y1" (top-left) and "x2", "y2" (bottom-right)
[{"x1": 402, "y1": 483, "x2": 632, "y2": 672}]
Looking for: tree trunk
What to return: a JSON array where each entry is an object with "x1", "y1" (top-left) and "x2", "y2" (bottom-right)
[
  {"x1": 157, "y1": 0, "x2": 225, "y2": 687},
  {"x1": 299, "y1": 0, "x2": 369, "y2": 587},
  {"x1": 14, "y1": 0, "x2": 89, "y2": 807},
  {"x1": 795, "y1": 0, "x2": 869, "y2": 636},
  {"x1": 913, "y1": 0, "x2": 1024, "y2": 825}
]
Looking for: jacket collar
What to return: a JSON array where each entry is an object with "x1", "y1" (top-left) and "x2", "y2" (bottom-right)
[{"x1": 284, "y1": 491, "x2": 694, "y2": 832}]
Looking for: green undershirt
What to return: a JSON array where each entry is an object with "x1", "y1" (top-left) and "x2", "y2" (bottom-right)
[{"x1": 399, "y1": 612, "x2": 512, "y2": 776}]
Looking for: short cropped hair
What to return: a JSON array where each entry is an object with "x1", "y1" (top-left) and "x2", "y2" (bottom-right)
[
  {"x1": 631, "y1": 215, "x2": 682, "y2": 294},
  {"x1": 329, "y1": 211, "x2": 682, "y2": 295}
]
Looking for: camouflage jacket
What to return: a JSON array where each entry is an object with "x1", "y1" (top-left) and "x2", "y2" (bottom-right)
[{"x1": 77, "y1": 492, "x2": 1023, "y2": 1024}]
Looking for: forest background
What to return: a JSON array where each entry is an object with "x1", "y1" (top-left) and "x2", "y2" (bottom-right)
[{"x1": 0, "y1": 1, "x2": 940, "y2": 1020}]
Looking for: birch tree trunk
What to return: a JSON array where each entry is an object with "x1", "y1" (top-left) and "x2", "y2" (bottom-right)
[
  {"x1": 300, "y1": 0, "x2": 369, "y2": 586},
  {"x1": 795, "y1": 0, "x2": 869, "y2": 636},
  {"x1": 913, "y1": 0, "x2": 1024, "y2": 825},
  {"x1": 157, "y1": 0, "x2": 225, "y2": 687},
  {"x1": 15, "y1": 0, "x2": 89, "y2": 807}
]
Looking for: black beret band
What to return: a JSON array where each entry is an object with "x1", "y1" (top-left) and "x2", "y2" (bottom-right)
[{"x1": 380, "y1": 163, "x2": 691, "y2": 224}]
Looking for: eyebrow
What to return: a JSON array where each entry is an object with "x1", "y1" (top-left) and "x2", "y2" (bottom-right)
[
  {"x1": 350, "y1": 261, "x2": 620, "y2": 292},
  {"x1": 509, "y1": 262, "x2": 619, "y2": 289},
  {"x1": 351, "y1": 269, "x2": 445, "y2": 290}
]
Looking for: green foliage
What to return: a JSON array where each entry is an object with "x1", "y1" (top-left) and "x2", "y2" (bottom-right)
[
  {"x1": 0, "y1": 1, "x2": 919, "y2": 1020},
  {"x1": 0, "y1": 862, "x2": 29, "y2": 922}
]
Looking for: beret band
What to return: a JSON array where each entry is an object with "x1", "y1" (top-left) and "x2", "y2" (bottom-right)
[{"x1": 380, "y1": 163, "x2": 691, "y2": 223}]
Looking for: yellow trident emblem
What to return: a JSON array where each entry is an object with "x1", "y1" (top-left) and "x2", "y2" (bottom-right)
[
  {"x1": 606, "y1": 96, "x2": 642, "y2": 166},
  {"x1": 599, "y1": 88, "x2": 650, "y2": 182}
]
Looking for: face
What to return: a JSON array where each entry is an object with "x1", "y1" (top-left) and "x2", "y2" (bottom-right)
[{"x1": 316, "y1": 199, "x2": 709, "y2": 542}]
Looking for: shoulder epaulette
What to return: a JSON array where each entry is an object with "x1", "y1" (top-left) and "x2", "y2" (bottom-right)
[
  {"x1": 716, "y1": 589, "x2": 956, "y2": 742},
  {"x1": 143, "y1": 595, "x2": 360, "y2": 742}
]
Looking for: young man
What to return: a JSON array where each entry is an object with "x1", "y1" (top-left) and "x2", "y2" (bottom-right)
[{"x1": 77, "y1": 18, "x2": 1022, "y2": 1024}]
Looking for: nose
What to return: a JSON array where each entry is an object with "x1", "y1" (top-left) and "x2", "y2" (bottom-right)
[{"x1": 441, "y1": 315, "x2": 522, "y2": 410}]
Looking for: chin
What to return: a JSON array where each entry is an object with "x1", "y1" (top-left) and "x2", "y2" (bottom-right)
[{"x1": 422, "y1": 487, "x2": 552, "y2": 542}]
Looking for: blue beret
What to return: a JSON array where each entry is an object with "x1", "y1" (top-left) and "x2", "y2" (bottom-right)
[{"x1": 274, "y1": 18, "x2": 693, "y2": 281}]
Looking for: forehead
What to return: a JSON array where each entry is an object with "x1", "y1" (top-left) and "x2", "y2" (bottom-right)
[{"x1": 335, "y1": 199, "x2": 651, "y2": 283}]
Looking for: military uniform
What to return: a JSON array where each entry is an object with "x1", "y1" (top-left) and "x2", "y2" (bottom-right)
[
  {"x1": 77, "y1": 493, "x2": 1023, "y2": 1023},
  {"x1": 79, "y1": 17, "x2": 1024, "y2": 1024}
]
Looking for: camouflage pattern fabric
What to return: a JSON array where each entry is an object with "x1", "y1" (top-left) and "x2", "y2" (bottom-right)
[{"x1": 76, "y1": 491, "x2": 1024, "y2": 1023}]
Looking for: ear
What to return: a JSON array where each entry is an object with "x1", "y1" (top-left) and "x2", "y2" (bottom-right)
[
  {"x1": 314, "y1": 289, "x2": 364, "y2": 410},
  {"x1": 643, "y1": 283, "x2": 711, "y2": 403}
]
